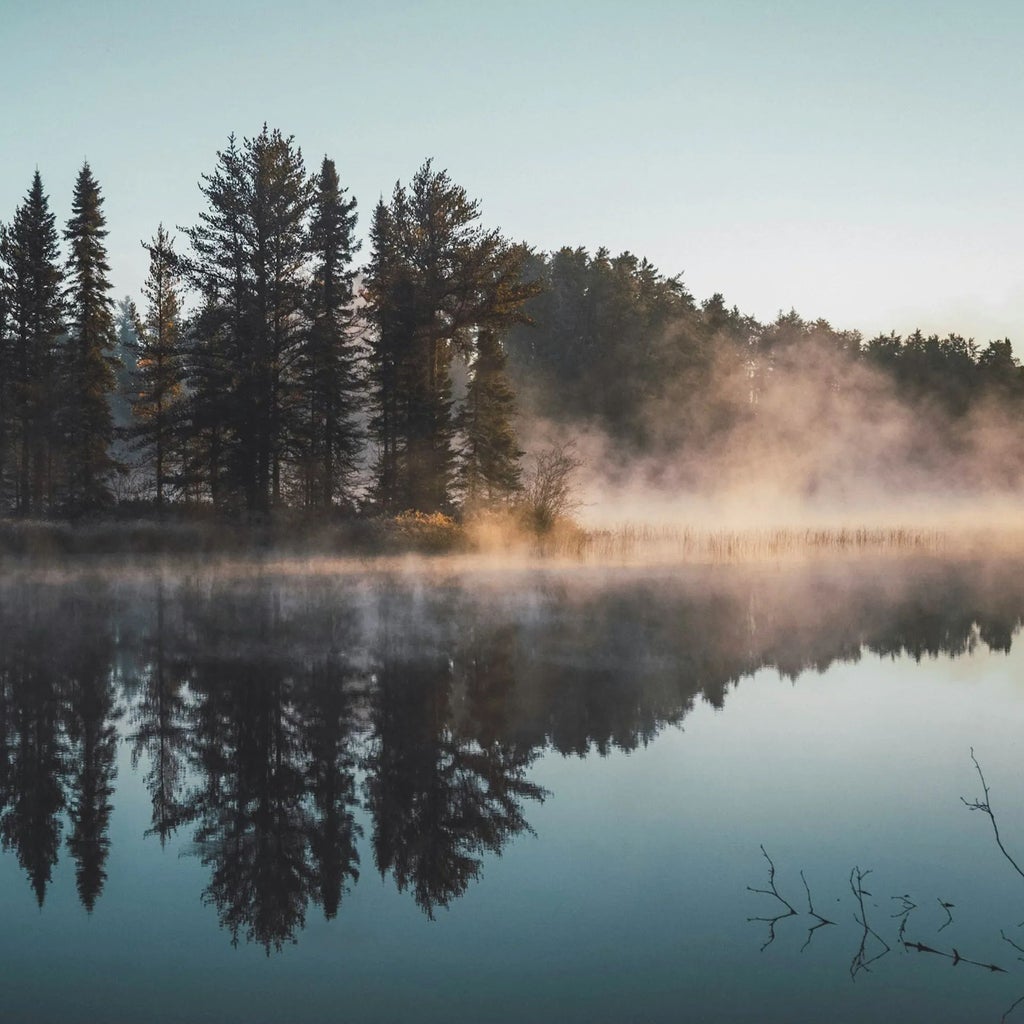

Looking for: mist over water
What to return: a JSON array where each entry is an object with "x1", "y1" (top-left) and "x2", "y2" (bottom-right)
[{"x1": 3, "y1": 555, "x2": 1024, "y2": 1021}]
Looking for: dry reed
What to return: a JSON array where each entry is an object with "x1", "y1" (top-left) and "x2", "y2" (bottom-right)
[{"x1": 559, "y1": 524, "x2": 949, "y2": 564}]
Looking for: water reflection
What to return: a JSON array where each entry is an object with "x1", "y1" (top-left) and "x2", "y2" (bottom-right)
[{"x1": 1, "y1": 556, "x2": 1023, "y2": 951}]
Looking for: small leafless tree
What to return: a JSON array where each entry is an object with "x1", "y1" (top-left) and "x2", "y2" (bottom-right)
[{"x1": 520, "y1": 440, "x2": 582, "y2": 534}]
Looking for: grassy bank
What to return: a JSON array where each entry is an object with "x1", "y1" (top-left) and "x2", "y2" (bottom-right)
[{"x1": 0, "y1": 513, "x2": 960, "y2": 567}]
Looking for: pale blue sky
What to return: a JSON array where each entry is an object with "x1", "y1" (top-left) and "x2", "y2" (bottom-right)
[{"x1": 3, "y1": 0, "x2": 1023, "y2": 343}]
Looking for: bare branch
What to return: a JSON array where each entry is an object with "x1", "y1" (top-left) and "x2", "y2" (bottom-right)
[
  {"x1": 904, "y1": 940, "x2": 1005, "y2": 973},
  {"x1": 1002, "y1": 929, "x2": 1024, "y2": 961},
  {"x1": 1003, "y1": 992, "x2": 1024, "y2": 1024},
  {"x1": 890, "y1": 894, "x2": 917, "y2": 944},
  {"x1": 937, "y1": 898, "x2": 955, "y2": 933},
  {"x1": 799, "y1": 869, "x2": 834, "y2": 952},
  {"x1": 746, "y1": 845, "x2": 797, "y2": 951},
  {"x1": 850, "y1": 866, "x2": 891, "y2": 980},
  {"x1": 961, "y1": 748, "x2": 1024, "y2": 884}
]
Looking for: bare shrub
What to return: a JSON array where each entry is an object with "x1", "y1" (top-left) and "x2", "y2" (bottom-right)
[{"x1": 519, "y1": 441, "x2": 583, "y2": 534}]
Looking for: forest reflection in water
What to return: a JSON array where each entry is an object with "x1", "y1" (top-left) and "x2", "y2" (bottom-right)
[{"x1": 1, "y1": 555, "x2": 1023, "y2": 955}]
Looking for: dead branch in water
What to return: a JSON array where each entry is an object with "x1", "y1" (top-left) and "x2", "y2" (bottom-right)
[
  {"x1": 799, "y1": 869, "x2": 835, "y2": 951},
  {"x1": 937, "y1": 898, "x2": 955, "y2": 933},
  {"x1": 903, "y1": 940, "x2": 1005, "y2": 973},
  {"x1": 891, "y1": 894, "x2": 917, "y2": 944},
  {"x1": 747, "y1": 845, "x2": 797, "y2": 951},
  {"x1": 1004, "y1": 992, "x2": 1024, "y2": 1024},
  {"x1": 850, "y1": 867, "x2": 891, "y2": 979},
  {"x1": 961, "y1": 748, "x2": 1024, "y2": 884},
  {"x1": 1002, "y1": 929, "x2": 1024, "y2": 961}
]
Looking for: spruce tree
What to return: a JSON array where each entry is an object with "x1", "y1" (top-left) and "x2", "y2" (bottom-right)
[
  {"x1": 458, "y1": 329, "x2": 523, "y2": 507},
  {"x1": 133, "y1": 226, "x2": 185, "y2": 509},
  {"x1": 62, "y1": 163, "x2": 119, "y2": 513},
  {"x1": 0, "y1": 172, "x2": 65, "y2": 514},
  {"x1": 365, "y1": 161, "x2": 538, "y2": 513},
  {"x1": 185, "y1": 128, "x2": 313, "y2": 517},
  {"x1": 179, "y1": 295, "x2": 234, "y2": 508},
  {"x1": 365, "y1": 196, "x2": 412, "y2": 512},
  {"x1": 300, "y1": 157, "x2": 361, "y2": 509}
]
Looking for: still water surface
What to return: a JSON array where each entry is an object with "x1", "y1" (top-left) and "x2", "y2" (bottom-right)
[{"x1": 1, "y1": 556, "x2": 1023, "y2": 1022}]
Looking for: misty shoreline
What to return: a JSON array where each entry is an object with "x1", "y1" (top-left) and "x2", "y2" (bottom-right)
[{"x1": 0, "y1": 516, "x2": 1011, "y2": 572}]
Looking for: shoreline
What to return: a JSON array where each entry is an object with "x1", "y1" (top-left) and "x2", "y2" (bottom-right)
[{"x1": 0, "y1": 517, "x2": 1016, "y2": 575}]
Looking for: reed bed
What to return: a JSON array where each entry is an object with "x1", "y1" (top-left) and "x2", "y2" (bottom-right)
[
  {"x1": 556, "y1": 524, "x2": 949, "y2": 564},
  {"x1": 0, "y1": 515, "x2": 964, "y2": 569}
]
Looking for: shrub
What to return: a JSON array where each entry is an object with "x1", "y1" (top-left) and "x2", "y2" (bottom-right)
[
  {"x1": 386, "y1": 510, "x2": 462, "y2": 553},
  {"x1": 518, "y1": 441, "x2": 583, "y2": 535}
]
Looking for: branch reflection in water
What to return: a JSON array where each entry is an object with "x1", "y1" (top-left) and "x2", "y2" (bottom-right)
[{"x1": 745, "y1": 749, "x2": 1024, "y2": 1021}]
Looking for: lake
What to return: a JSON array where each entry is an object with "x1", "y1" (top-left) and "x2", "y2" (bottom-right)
[{"x1": 1, "y1": 554, "x2": 1023, "y2": 1023}]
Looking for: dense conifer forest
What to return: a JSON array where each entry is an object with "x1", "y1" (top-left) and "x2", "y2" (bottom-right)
[{"x1": 1, "y1": 126, "x2": 1022, "y2": 526}]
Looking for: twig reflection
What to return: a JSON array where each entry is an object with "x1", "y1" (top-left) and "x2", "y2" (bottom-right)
[
  {"x1": 961, "y1": 748, "x2": 1024, "y2": 884},
  {"x1": 799, "y1": 869, "x2": 834, "y2": 952},
  {"x1": 746, "y1": 845, "x2": 797, "y2": 951},
  {"x1": 849, "y1": 867, "x2": 890, "y2": 980},
  {"x1": 902, "y1": 939, "x2": 1004, "y2": 972},
  {"x1": 891, "y1": 894, "x2": 916, "y2": 944}
]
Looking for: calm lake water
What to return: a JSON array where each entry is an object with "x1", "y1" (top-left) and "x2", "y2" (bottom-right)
[{"x1": 2, "y1": 555, "x2": 1024, "y2": 1023}]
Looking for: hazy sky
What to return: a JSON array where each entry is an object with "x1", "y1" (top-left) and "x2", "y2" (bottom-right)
[{"x1": 3, "y1": 0, "x2": 1023, "y2": 344}]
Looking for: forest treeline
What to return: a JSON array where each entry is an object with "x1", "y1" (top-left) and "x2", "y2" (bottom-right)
[
  {"x1": 1, "y1": 126, "x2": 1022, "y2": 521},
  {"x1": 507, "y1": 251, "x2": 1024, "y2": 447}
]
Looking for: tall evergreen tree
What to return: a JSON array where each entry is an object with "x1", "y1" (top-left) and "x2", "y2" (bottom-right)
[
  {"x1": 365, "y1": 196, "x2": 412, "y2": 512},
  {"x1": 62, "y1": 163, "x2": 119, "y2": 513},
  {"x1": 178, "y1": 294, "x2": 234, "y2": 507},
  {"x1": 299, "y1": 157, "x2": 361, "y2": 509},
  {"x1": 365, "y1": 161, "x2": 538, "y2": 513},
  {"x1": 0, "y1": 172, "x2": 65, "y2": 515},
  {"x1": 184, "y1": 127, "x2": 313, "y2": 518},
  {"x1": 458, "y1": 329, "x2": 522, "y2": 506},
  {"x1": 132, "y1": 225, "x2": 185, "y2": 509}
]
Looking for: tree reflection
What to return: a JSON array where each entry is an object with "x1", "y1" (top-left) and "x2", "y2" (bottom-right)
[
  {"x1": 0, "y1": 592, "x2": 69, "y2": 905},
  {"x1": 184, "y1": 598, "x2": 313, "y2": 952},
  {"x1": 0, "y1": 556, "x2": 1022, "y2": 946},
  {"x1": 176, "y1": 586, "x2": 369, "y2": 951},
  {"x1": 365, "y1": 587, "x2": 546, "y2": 917},
  {"x1": 128, "y1": 584, "x2": 191, "y2": 845},
  {"x1": 63, "y1": 596, "x2": 121, "y2": 912},
  {"x1": 300, "y1": 656, "x2": 363, "y2": 922}
]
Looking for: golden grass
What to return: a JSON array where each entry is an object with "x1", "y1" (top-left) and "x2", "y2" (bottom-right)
[
  {"x1": 561, "y1": 524, "x2": 949, "y2": 564},
  {"x1": 0, "y1": 515, "x2": 976, "y2": 571}
]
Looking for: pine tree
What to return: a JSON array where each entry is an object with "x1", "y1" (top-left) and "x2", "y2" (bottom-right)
[
  {"x1": 185, "y1": 128, "x2": 313, "y2": 518},
  {"x1": 365, "y1": 196, "x2": 413, "y2": 512},
  {"x1": 132, "y1": 225, "x2": 185, "y2": 509},
  {"x1": 61, "y1": 163, "x2": 119, "y2": 513},
  {"x1": 365, "y1": 161, "x2": 538, "y2": 513},
  {"x1": 179, "y1": 295, "x2": 235, "y2": 508},
  {"x1": 300, "y1": 157, "x2": 361, "y2": 509},
  {"x1": 0, "y1": 172, "x2": 65, "y2": 515},
  {"x1": 458, "y1": 330, "x2": 523, "y2": 506}
]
